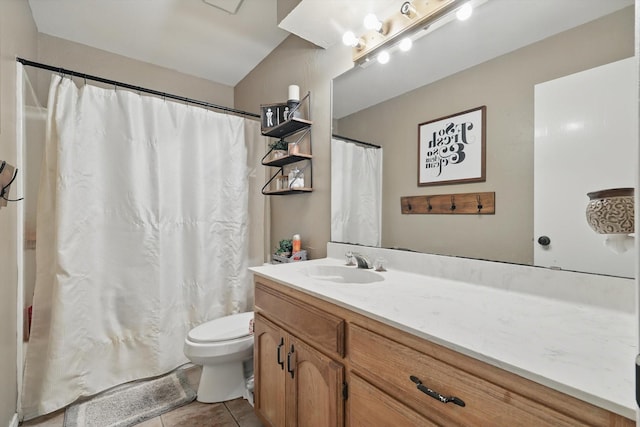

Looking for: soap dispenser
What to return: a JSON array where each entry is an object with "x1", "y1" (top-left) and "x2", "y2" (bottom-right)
[{"x1": 292, "y1": 234, "x2": 301, "y2": 253}]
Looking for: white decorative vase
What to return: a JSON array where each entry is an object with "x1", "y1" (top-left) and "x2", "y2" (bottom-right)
[{"x1": 585, "y1": 188, "x2": 634, "y2": 234}]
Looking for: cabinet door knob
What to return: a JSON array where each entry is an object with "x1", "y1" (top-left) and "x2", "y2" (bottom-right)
[
  {"x1": 537, "y1": 236, "x2": 551, "y2": 246},
  {"x1": 276, "y1": 337, "x2": 285, "y2": 370},
  {"x1": 409, "y1": 375, "x2": 465, "y2": 407}
]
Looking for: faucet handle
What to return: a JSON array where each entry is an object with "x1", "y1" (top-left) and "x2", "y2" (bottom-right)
[
  {"x1": 345, "y1": 251, "x2": 356, "y2": 266},
  {"x1": 374, "y1": 257, "x2": 387, "y2": 272}
]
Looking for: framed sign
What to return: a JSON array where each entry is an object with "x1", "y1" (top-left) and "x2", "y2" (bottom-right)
[
  {"x1": 418, "y1": 106, "x2": 486, "y2": 186},
  {"x1": 260, "y1": 102, "x2": 290, "y2": 133}
]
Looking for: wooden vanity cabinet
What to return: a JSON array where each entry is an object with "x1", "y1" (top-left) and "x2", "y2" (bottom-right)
[
  {"x1": 348, "y1": 323, "x2": 628, "y2": 427},
  {"x1": 253, "y1": 276, "x2": 634, "y2": 427},
  {"x1": 254, "y1": 281, "x2": 345, "y2": 427}
]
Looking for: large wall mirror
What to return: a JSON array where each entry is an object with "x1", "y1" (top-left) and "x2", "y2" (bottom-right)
[{"x1": 331, "y1": 0, "x2": 636, "y2": 278}]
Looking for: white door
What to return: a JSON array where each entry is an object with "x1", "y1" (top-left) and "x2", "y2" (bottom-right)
[{"x1": 534, "y1": 57, "x2": 636, "y2": 278}]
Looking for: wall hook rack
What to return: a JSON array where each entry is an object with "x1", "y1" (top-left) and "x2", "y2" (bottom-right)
[{"x1": 401, "y1": 192, "x2": 495, "y2": 215}]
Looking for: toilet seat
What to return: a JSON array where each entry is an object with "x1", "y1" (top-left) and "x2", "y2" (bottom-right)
[{"x1": 187, "y1": 311, "x2": 253, "y2": 344}]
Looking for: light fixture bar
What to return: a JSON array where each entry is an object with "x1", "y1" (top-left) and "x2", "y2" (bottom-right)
[{"x1": 352, "y1": 0, "x2": 468, "y2": 65}]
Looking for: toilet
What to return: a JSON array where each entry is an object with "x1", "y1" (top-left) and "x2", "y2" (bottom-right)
[{"x1": 183, "y1": 311, "x2": 254, "y2": 403}]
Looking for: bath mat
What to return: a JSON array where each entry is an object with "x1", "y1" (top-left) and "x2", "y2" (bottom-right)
[{"x1": 63, "y1": 370, "x2": 196, "y2": 427}]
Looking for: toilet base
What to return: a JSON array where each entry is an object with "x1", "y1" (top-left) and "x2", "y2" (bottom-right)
[{"x1": 196, "y1": 360, "x2": 247, "y2": 403}]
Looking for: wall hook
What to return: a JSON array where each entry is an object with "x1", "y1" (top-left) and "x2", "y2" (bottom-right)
[
  {"x1": 476, "y1": 194, "x2": 483, "y2": 212},
  {"x1": 427, "y1": 197, "x2": 432, "y2": 211},
  {"x1": 450, "y1": 195, "x2": 456, "y2": 211},
  {"x1": 407, "y1": 202, "x2": 412, "y2": 212}
]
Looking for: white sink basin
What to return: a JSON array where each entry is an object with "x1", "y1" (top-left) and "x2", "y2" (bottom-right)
[{"x1": 305, "y1": 265, "x2": 384, "y2": 284}]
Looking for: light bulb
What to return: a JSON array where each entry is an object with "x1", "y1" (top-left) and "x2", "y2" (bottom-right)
[
  {"x1": 377, "y1": 50, "x2": 390, "y2": 64},
  {"x1": 400, "y1": 1, "x2": 416, "y2": 18},
  {"x1": 364, "y1": 13, "x2": 383, "y2": 32},
  {"x1": 399, "y1": 37, "x2": 412, "y2": 52},
  {"x1": 456, "y1": 3, "x2": 473, "y2": 21},
  {"x1": 342, "y1": 31, "x2": 358, "y2": 47}
]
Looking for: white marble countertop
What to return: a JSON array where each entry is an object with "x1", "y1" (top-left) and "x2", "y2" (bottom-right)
[{"x1": 250, "y1": 252, "x2": 636, "y2": 419}]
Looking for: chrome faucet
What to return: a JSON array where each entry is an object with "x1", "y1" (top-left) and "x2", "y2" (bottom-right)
[{"x1": 352, "y1": 253, "x2": 373, "y2": 269}]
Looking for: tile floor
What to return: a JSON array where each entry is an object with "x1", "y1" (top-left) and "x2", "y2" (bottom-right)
[{"x1": 20, "y1": 366, "x2": 263, "y2": 427}]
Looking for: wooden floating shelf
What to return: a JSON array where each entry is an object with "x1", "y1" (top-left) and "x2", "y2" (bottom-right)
[
  {"x1": 262, "y1": 153, "x2": 312, "y2": 167},
  {"x1": 401, "y1": 192, "x2": 495, "y2": 215},
  {"x1": 263, "y1": 187, "x2": 313, "y2": 196},
  {"x1": 261, "y1": 117, "x2": 312, "y2": 138}
]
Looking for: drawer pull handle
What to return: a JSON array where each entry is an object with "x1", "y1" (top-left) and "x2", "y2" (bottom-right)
[
  {"x1": 410, "y1": 375, "x2": 466, "y2": 407},
  {"x1": 276, "y1": 337, "x2": 285, "y2": 370},
  {"x1": 287, "y1": 345, "x2": 295, "y2": 379}
]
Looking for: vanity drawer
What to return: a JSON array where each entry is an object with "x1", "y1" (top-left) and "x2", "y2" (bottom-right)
[
  {"x1": 348, "y1": 373, "x2": 437, "y2": 427},
  {"x1": 255, "y1": 281, "x2": 345, "y2": 357},
  {"x1": 348, "y1": 323, "x2": 587, "y2": 427}
]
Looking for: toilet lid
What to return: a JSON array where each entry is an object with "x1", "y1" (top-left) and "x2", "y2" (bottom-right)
[{"x1": 188, "y1": 311, "x2": 254, "y2": 343}]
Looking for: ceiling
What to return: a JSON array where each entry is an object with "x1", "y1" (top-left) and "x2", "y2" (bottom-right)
[
  {"x1": 28, "y1": 0, "x2": 633, "y2": 90},
  {"x1": 27, "y1": 0, "x2": 395, "y2": 87}
]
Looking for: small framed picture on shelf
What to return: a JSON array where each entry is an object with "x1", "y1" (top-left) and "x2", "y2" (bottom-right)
[{"x1": 260, "y1": 102, "x2": 292, "y2": 132}]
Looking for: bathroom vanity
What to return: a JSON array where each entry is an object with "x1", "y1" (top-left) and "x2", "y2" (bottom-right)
[{"x1": 250, "y1": 243, "x2": 636, "y2": 426}]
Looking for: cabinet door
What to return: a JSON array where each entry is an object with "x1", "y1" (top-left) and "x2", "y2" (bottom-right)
[
  {"x1": 286, "y1": 336, "x2": 344, "y2": 427},
  {"x1": 254, "y1": 314, "x2": 287, "y2": 427}
]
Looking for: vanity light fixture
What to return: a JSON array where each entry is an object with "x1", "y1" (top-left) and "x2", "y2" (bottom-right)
[
  {"x1": 400, "y1": 1, "x2": 417, "y2": 18},
  {"x1": 363, "y1": 13, "x2": 384, "y2": 33},
  {"x1": 345, "y1": 0, "x2": 487, "y2": 66},
  {"x1": 342, "y1": 31, "x2": 364, "y2": 49}
]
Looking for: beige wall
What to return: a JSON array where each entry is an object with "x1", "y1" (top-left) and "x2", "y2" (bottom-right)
[
  {"x1": 0, "y1": 1, "x2": 38, "y2": 424},
  {"x1": 335, "y1": 8, "x2": 634, "y2": 265},
  {"x1": 36, "y1": 34, "x2": 234, "y2": 109},
  {"x1": 235, "y1": 36, "x2": 352, "y2": 259}
]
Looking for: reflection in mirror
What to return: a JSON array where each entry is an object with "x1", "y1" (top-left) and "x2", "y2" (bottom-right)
[
  {"x1": 330, "y1": 135, "x2": 383, "y2": 247},
  {"x1": 331, "y1": 0, "x2": 635, "y2": 277}
]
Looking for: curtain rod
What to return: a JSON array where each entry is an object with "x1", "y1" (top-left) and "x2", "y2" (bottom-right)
[
  {"x1": 332, "y1": 134, "x2": 381, "y2": 149},
  {"x1": 16, "y1": 57, "x2": 260, "y2": 119}
]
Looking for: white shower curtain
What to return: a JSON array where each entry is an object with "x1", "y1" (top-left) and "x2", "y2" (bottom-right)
[
  {"x1": 21, "y1": 75, "x2": 252, "y2": 419},
  {"x1": 331, "y1": 138, "x2": 382, "y2": 247}
]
